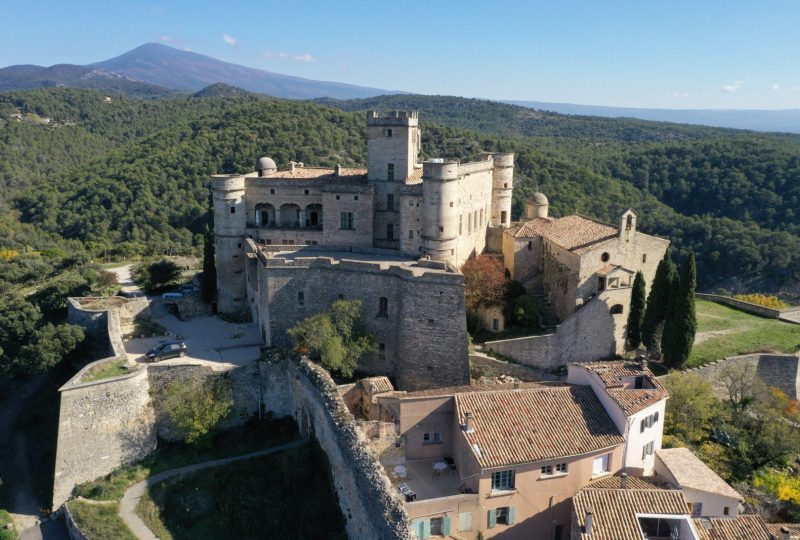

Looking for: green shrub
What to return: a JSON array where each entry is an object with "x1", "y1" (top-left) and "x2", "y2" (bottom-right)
[
  {"x1": 734, "y1": 294, "x2": 790, "y2": 309},
  {"x1": 0, "y1": 509, "x2": 17, "y2": 540},
  {"x1": 513, "y1": 294, "x2": 540, "y2": 330}
]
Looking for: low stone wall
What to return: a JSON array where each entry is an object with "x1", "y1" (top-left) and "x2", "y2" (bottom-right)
[
  {"x1": 696, "y1": 293, "x2": 800, "y2": 322},
  {"x1": 680, "y1": 353, "x2": 800, "y2": 400},
  {"x1": 63, "y1": 502, "x2": 90, "y2": 540}
]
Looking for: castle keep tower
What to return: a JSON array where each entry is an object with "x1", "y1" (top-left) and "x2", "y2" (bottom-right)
[
  {"x1": 367, "y1": 111, "x2": 421, "y2": 249},
  {"x1": 211, "y1": 174, "x2": 247, "y2": 315},
  {"x1": 490, "y1": 152, "x2": 514, "y2": 227}
]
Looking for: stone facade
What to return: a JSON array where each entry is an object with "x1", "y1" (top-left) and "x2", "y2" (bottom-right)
[
  {"x1": 680, "y1": 353, "x2": 800, "y2": 401},
  {"x1": 212, "y1": 111, "x2": 514, "y2": 318},
  {"x1": 246, "y1": 242, "x2": 470, "y2": 390}
]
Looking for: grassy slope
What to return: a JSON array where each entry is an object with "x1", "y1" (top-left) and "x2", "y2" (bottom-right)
[
  {"x1": 137, "y1": 442, "x2": 346, "y2": 540},
  {"x1": 689, "y1": 299, "x2": 800, "y2": 367},
  {"x1": 67, "y1": 501, "x2": 135, "y2": 540}
]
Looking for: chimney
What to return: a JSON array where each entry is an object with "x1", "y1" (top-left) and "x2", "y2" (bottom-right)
[
  {"x1": 513, "y1": 381, "x2": 521, "y2": 390},
  {"x1": 780, "y1": 526, "x2": 791, "y2": 540},
  {"x1": 289, "y1": 161, "x2": 296, "y2": 172},
  {"x1": 620, "y1": 472, "x2": 628, "y2": 489},
  {"x1": 584, "y1": 510, "x2": 594, "y2": 535},
  {"x1": 639, "y1": 355, "x2": 648, "y2": 372},
  {"x1": 464, "y1": 412, "x2": 475, "y2": 433},
  {"x1": 335, "y1": 164, "x2": 342, "y2": 176}
]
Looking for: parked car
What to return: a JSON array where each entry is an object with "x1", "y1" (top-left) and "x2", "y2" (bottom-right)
[
  {"x1": 162, "y1": 292, "x2": 183, "y2": 299},
  {"x1": 179, "y1": 284, "x2": 198, "y2": 293},
  {"x1": 145, "y1": 341, "x2": 188, "y2": 362}
]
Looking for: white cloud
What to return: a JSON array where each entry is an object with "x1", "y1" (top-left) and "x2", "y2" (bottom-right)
[
  {"x1": 222, "y1": 33, "x2": 238, "y2": 46},
  {"x1": 293, "y1": 53, "x2": 317, "y2": 63},
  {"x1": 158, "y1": 35, "x2": 173, "y2": 43},
  {"x1": 771, "y1": 83, "x2": 780, "y2": 91},
  {"x1": 667, "y1": 91, "x2": 690, "y2": 98},
  {"x1": 791, "y1": 86, "x2": 800, "y2": 92},
  {"x1": 721, "y1": 80, "x2": 744, "y2": 93}
]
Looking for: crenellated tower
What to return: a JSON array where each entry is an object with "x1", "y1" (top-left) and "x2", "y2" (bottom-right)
[
  {"x1": 366, "y1": 111, "x2": 421, "y2": 249},
  {"x1": 211, "y1": 174, "x2": 247, "y2": 316}
]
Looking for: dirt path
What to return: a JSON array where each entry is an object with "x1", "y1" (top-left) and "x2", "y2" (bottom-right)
[
  {"x1": 118, "y1": 438, "x2": 309, "y2": 540},
  {"x1": 694, "y1": 328, "x2": 735, "y2": 345},
  {"x1": 109, "y1": 264, "x2": 142, "y2": 296}
]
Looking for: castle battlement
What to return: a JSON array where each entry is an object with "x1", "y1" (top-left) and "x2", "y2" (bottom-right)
[{"x1": 366, "y1": 110, "x2": 419, "y2": 126}]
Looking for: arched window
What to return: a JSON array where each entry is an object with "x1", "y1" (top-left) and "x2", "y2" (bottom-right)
[
  {"x1": 279, "y1": 203, "x2": 301, "y2": 228},
  {"x1": 255, "y1": 203, "x2": 275, "y2": 227},
  {"x1": 610, "y1": 304, "x2": 624, "y2": 315},
  {"x1": 378, "y1": 297, "x2": 388, "y2": 317},
  {"x1": 626, "y1": 214, "x2": 633, "y2": 230}
]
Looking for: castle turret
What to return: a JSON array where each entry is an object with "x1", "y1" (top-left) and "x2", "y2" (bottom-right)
[
  {"x1": 525, "y1": 192, "x2": 549, "y2": 219},
  {"x1": 211, "y1": 174, "x2": 247, "y2": 316},
  {"x1": 620, "y1": 208, "x2": 637, "y2": 241},
  {"x1": 489, "y1": 152, "x2": 514, "y2": 227},
  {"x1": 421, "y1": 159, "x2": 460, "y2": 262}
]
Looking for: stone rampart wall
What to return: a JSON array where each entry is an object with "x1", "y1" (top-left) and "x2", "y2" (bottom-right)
[
  {"x1": 62, "y1": 502, "x2": 90, "y2": 540},
  {"x1": 259, "y1": 358, "x2": 409, "y2": 539},
  {"x1": 679, "y1": 353, "x2": 800, "y2": 400},
  {"x1": 696, "y1": 293, "x2": 800, "y2": 322}
]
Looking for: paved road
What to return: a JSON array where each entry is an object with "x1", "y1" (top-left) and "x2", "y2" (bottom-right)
[{"x1": 118, "y1": 438, "x2": 309, "y2": 540}]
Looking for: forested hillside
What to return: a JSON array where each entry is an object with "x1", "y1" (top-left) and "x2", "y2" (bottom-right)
[{"x1": 1, "y1": 88, "x2": 799, "y2": 294}]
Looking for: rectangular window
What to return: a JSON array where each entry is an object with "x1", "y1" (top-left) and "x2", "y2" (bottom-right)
[
  {"x1": 387, "y1": 194, "x2": 394, "y2": 211},
  {"x1": 541, "y1": 465, "x2": 552, "y2": 475},
  {"x1": 270, "y1": 188, "x2": 275, "y2": 194},
  {"x1": 378, "y1": 297, "x2": 388, "y2": 317},
  {"x1": 386, "y1": 128, "x2": 393, "y2": 137},
  {"x1": 542, "y1": 463, "x2": 567, "y2": 476},
  {"x1": 501, "y1": 210, "x2": 508, "y2": 225},
  {"x1": 230, "y1": 206, "x2": 236, "y2": 214},
  {"x1": 297, "y1": 291, "x2": 304, "y2": 307},
  {"x1": 592, "y1": 453, "x2": 610, "y2": 475},
  {"x1": 723, "y1": 506, "x2": 730, "y2": 516},
  {"x1": 691, "y1": 502, "x2": 703, "y2": 518},
  {"x1": 495, "y1": 507, "x2": 509, "y2": 525},
  {"x1": 528, "y1": 241, "x2": 533, "y2": 251},
  {"x1": 459, "y1": 215, "x2": 463, "y2": 234},
  {"x1": 556, "y1": 463, "x2": 568, "y2": 473},
  {"x1": 642, "y1": 253, "x2": 647, "y2": 263},
  {"x1": 491, "y1": 470, "x2": 515, "y2": 491},
  {"x1": 386, "y1": 223, "x2": 394, "y2": 240},
  {"x1": 492, "y1": 319, "x2": 499, "y2": 331},
  {"x1": 423, "y1": 432, "x2": 441, "y2": 444},
  {"x1": 378, "y1": 343, "x2": 386, "y2": 360},
  {"x1": 408, "y1": 229, "x2": 414, "y2": 240},
  {"x1": 387, "y1": 163, "x2": 395, "y2": 181},
  {"x1": 340, "y1": 212, "x2": 354, "y2": 230},
  {"x1": 642, "y1": 440, "x2": 655, "y2": 460}
]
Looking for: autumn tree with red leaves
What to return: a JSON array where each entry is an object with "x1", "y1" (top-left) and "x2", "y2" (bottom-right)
[{"x1": 461, "y1": 255, "x2": 507, "y2": 312}]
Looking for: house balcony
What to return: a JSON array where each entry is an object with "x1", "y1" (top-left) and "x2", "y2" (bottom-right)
[{"x1": 247, "y1": 222, "x2": 323, "y2": 231}]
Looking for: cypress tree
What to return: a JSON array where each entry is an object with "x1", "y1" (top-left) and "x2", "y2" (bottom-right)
[
  {"x1": 201, "y1": 225, "x2": 217, "y2": 304},
  {"x1": 662, "y1": 253, "x2": 697, "y2": 369},
  {"x1": 626, "y1": 271, "x2": 647, "y2": 350},
  {"x1": 642, "y1": 251, "x2": 677, "y2": 355}
]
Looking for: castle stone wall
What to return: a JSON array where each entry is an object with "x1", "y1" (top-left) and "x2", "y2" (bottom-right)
[
  {"x1": 254, "y1": 253, "x2": 470, "y2": 389},
  {"x1": 485, "y1": 288, "x2": 628, "y2": 369},
  {"x1": 696, "y1": 293, "x2": 800, "y2": 322}
]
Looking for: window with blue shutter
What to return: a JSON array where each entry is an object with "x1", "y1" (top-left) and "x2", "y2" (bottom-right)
[
  {"x1": 487, "y1": 509, "x2": 496, "y2": 529},
  {"x1": 421, "y1": 519, "x2": 430, "y2": 539},
  {"x1": 442, "y1": 517, "x2": 451, "y2": 535},
  {"x1": 458, "y1": 512, "x2": 472, "y2": 532},
  {"x1": 508, "y1": 506, "x2": 516, "y2": 525}
]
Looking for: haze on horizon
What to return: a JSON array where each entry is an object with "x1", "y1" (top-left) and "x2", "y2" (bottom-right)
[{"x1": 3, "y1": 0, "x2": 800, "y2": 111}]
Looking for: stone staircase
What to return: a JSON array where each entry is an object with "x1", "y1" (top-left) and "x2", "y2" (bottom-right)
[{"x1": 529, "y1": 287, "x2": 560, "y2": 331}]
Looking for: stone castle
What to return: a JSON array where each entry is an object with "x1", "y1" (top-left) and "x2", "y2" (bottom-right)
[{"x1": 212, "y1": 111, "x2": 668, "y2": 388}]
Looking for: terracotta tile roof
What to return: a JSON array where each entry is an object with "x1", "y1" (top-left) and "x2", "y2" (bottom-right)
[
  {"x1": 596, "y1": 264, "x2": 635, "y2": 276},
  {"x1": 573, "y1": 360, "x2": 669, "y2": 416},
  {"x1": 510, "y1": 214, "x2": 624, "y2": 254},
  {"x1": 589, "y1": 472, "x2": 675, "y2": 491},
  {"x1": 765, "y1": 523, "x2": 800, "y2": 539},
  {"x1": 397, "y1": 381, "x2": 551, "y2": 399},
  {"x1": 407, "y1": 167, "x2": 424, "y2": 183},
  {"x1": 455, "y1": 385, "x2": 624, "y2": 468},
  {"x1": 267, "y1": 166, "x2": 368, "y2": 179},
  {"x1": 572, "y1": 488, "x2": 690, "y2": 540},
  {"x1": 656, "y1": 448, "x2": 743, "y2": 501},
  {"x1": 510, "y1": 217, "x2": 553, "y2": 238},
  {"x1": 694, "y1": 515, "x2": 772, "y2": 540}
]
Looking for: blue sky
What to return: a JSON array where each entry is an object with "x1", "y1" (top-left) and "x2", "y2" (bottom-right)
[{"x1": 3, "y1": 0, "x2": 799, "y2": 109}]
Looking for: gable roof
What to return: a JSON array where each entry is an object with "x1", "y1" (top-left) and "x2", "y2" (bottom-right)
[
  {"x1": 765, "y1": 523, "x2": 800, "y2": 540},
  {"x1": 572, "y1": 488, "x2": 690, "y2": 540},
  {"x1": 694, "y1": 515, "x2": 772, "y2": 540},
  {"x1": 656, "y1": 448, "x2": 743, "y2": 501},
  {"x1": 455, "y1": 385, "x2": 623, "y2": 469},
  {"x1": 589, "y1": 472, "x2": 675, "y2": 491},
  {"x1": 572, "y1": 360, "x2": 669, "y2": 416},
  {"x1": 512, "y1": 214, "x2": 619, "y2": 252}
]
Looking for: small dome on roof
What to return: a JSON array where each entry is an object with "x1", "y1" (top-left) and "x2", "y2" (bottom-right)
[
  {"x1": 256, "y1": 157, "x2": 277, "y2": 171},
  {"x1": 528, "y1": 192, "x2": 549, "y2": 205}
]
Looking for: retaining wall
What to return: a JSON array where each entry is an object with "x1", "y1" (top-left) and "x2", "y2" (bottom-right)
[
  {"x1": 680, "y1": 353, "x2": 800, "y2": 401},
  {"x1": 696, "y1": 293, "x2": 800, "y2": 322},
  {"x1": 62, "y1": 502, "x2": 90, "y2": 540}
]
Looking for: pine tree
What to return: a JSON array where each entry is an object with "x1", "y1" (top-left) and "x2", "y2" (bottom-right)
[
  {"x1": 642, "y1": 251, "x2": 677, "y2": 356},
  {"x1": 201, "y1": 225, "x2": 217, "y2": 304},
  {"x1": 662, "y1": 253, "x2": 697, "y2": 369},
  {"x1": 626, "y1": 271, "x2": 647, "y2": 350}
]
